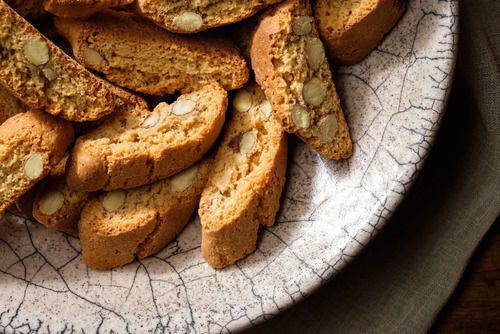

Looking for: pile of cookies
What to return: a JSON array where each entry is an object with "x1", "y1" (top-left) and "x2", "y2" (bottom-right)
[{"x1": 0, "y1": 0, "x2": 406, "y2": 269}]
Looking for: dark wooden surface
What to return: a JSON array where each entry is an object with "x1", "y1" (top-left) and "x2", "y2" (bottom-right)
[{"x1": 431, "y1": 219, "x2": 500, "y2": 333}]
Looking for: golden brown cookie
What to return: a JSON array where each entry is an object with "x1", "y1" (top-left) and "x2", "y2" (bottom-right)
[
  {"x1": 79, "y1": 157, "x2": 213, "y2": 270},
  {"x1": 43, "y1": 0, "x2": 133, "y2": 19},
  {"x1": 54, "y1": 10, "x2": 249, "y2": 95},
  {"x1": 199, "y1": 82, "x2": 287, "y2": 268},
  {"x1": 67, "y1": 83, "x2": 227, "y2": 192},
  {"x1": 314, "y1": 0, "x2": 407, "y2": 65},
  {"x1": 0, "y1": 110, "x2": 74, "y2": 214},
  {"x1": 133, "y1": 0, "x2": 282, "y2": 33},
  {"x1": 251, "y1": 0, "x2": 352, "y2": 159},
  {"x1": 0, "y1": 2, "x2": 121, "y2": 122}
]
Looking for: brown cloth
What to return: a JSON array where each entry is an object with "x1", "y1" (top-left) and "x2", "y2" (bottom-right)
[{"x1": 245, "y1": 0, "x2": 500, "y2": 332}]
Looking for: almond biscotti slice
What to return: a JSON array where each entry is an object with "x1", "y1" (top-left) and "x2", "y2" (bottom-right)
[
  {"x1": 67, "y1": 83, "x2": 227, "y2": 192},
  {"x1": 79, "y1": 157, "x2": 213, "y2": 270},
  {"x1": 5, "y1": 0, "x2": 47, "y2": 21},
  {"x1": 43, "y1": 0, "x2": 133, "y2": 19},
  {"x1": 251, "y1": 0, "x2": 352, "y2": 159},
  {"x1": 0, "y1": 84, "x2": 26, "y2": 125},
  {"x1": 0, "y1": 110, "x2": 74, "y2": 214},
  {"x1": 0, "y1": 2, "x2": 119, "y2": 122},
  {"x1": 32, "y1": 153, "x2": 92, "y2": 232},
  {"x1": 199, "y1": 82, "x2": 287, "y2": 268},
  {"x1": 133, "y1": 0, "x2": 282, "y2": 34},
  {"x1": 54, "y1": 10, "x2": 249, "y2": 95},
  {"x1": 314, "y1": 0, "x2": 407, "y2": 65}
]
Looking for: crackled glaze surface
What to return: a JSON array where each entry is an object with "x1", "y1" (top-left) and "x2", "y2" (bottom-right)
[{"x1": 0, "y1": 0, "x2": 458, "y2": 333}]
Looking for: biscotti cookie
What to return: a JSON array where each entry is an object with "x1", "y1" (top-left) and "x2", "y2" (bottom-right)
[
  {"x1": 54, "y1": 10, "x2": 249, "y2": 95},
  {"x1": 67, "y1": 83, "x2": 227, "y2": 192},
  {"x1": 79, "y1": 157, "x2": 213, "y2": 270},
  {"x1": 32, "y1": 153, "x2": 91, "y2": 232},
  {"x1": 0, "y1": 84, "x2": 26, "y2": 125},
  {"x1": 199, "y1": 82, "x2": 287, "y2": 268},
  {"x1": 314, "y1": 0, "x2": 407, "y2": 65},
  {"x1": 43, "y1": 0, "x2": 133, "y2": 19},
  {"x1": 0, "y1": 110, "x2": 74, "y2": 214},
  {"x1": 5, "y1": 0, "x2": 46, "y2": 21},
  {"x1": 133, "y1": 0, "x2": 282, "y2": 33},
  {"x1": 0, "y1": 2, "x2": 119, "y2": 122},
  {"x1": 251, "y1": 0, "x2": 352, "y2": 159}
]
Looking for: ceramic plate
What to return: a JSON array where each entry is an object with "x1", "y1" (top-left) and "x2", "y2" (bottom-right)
[{"x1": 0, "y1": 0, "x2": 458, "y2": 333}]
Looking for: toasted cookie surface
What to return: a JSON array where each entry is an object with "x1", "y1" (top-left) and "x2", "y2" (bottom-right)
[
  {"x1": 133, "y1": 0, "x2": 282, "y2": 33},
  {"x1": 251, "y1": 0, "x2": 352, "y2": 159},
  {"x1": 199, "y1": 82, "x2": 287, "y2": 268},
  {"x1": 79, "y1": 157, "x2": 213, "y2": 270},
  {"x1": 0, "y1": 110, "x2": 74, "y2": 214},
  {"x1": 0, "y1": 2, "x2": 119, "y2": 122},
  {"x1": 67, "y1": 83, "x2": 227, "y2": 192},
  {"x1": 43, "y1": 0, "x2": 133, "y2": 19},
  {"x1": 55, "y1": 10, "x2": 249, "y2": 95},
  {"x1": 314, "y1": 0, "x2": 407, "y2": 65}
]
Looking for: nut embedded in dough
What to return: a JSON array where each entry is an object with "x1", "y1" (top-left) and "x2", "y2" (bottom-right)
[
  {"x1": 239, "y1": 132, "x2": 256, "y2": 154},
  {"x1": 171, "y1": 99, "x2": 196, "y2": 116},
  {"x1": 102, "y1": 190, "x2": 126, "y2": 212},
  {"x1": 42, "y1": 67, "x2": 58, "y2": 81},
  {"x1": 38, "y1": 191, "x2": 64, "y2": 215},
  {"x1": 319, "y1": 114, "x2": 338, "y2": 143},
  {"x1": 292, "y1": 16, "x2": 312, "y2": 35},
  {"x1": 306, "y1": 37, "x2": 325, "y2": 71},
  {"x1": 82, "y1": 48, "x2": 104, "y2": 68},
  {"x1": 171, "y1": 164, "x2": 199, "y2": 192},
  {"x1": 259, "y1": 99, "x2": 272, "y2": 118},
  {"x1": 24, "y1": 153, "x2": 44, "y2": 179},
  {"x1": 23, "y1": 38, "x2": 49, "y2": 66},
  {"x1": 291, "y1": 105, "x2": 310, "y2": 129},
  {"x1": 233, "y1": 89, "x2": 253, "y2": 113},
  {"x1": 141, "y1": 111, "x2": 160, "y2": 128},
  {"x1": 303, "y1": 77, "x2": 326, "y2": 106},
  {"x1": 172, "y1": 12, "x2": 204, "y2": 32}
]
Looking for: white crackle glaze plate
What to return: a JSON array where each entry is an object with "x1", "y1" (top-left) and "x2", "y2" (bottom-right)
[{"x1": 0, "y1": 1, "x2": 458, "y2": 333}]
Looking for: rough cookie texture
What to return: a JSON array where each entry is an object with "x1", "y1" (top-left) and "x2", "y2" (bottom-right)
[
  {"x1": 79, "y1": 157, "x2": 213, "y2": 270},
  {"x1": 199, "y1": 82, "x2": 287, "y2": 268},
  {"x1": 32, "y1": 153, "x2": 91, "y2": 232},
  {"x1": 43, "y1": 0, "x2": 133, "y2": 19},
  {"x1": 134, "y1": 0, "x2": 282, "y2": 33},
  {"x1": 0, "y1": 2, "x2": 119, "y2": 122},
  {"x1": 5, "y1": 0, "x2": 47, "y2": 21},
  {"x1": 0, "y1": 110, "x2": 74, "y2": 214},
  {"x1": 314, "y1": 0, "x2": 407, "y2": 65},
  {"x1": 251, "y1": 0, "x2": 352, "y2": 159},
  {"x1": 67, "y1": 83, "x2": 227, "y2": 192},
  {"x1": 55, "y1": 10, "x2": 249, "y2": 95},
  {"x1": 0, "y1": 84, "x2": 26, "y2": 125}
]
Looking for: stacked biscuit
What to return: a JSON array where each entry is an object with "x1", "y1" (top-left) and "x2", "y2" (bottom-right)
[{"x1": 0, "y1": 0, "x2": 405, "y2": 269}]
